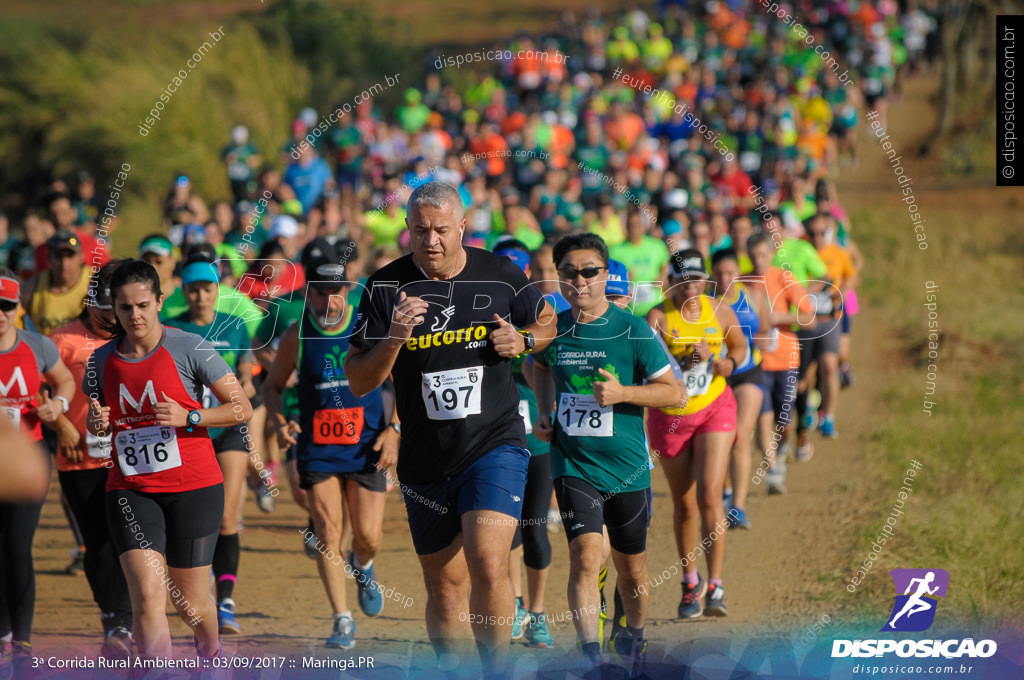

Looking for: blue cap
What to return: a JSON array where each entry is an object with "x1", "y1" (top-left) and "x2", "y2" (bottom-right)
[
  {"x1": 181, "y1": 261, "x2": 220, "y2": 286},
  {"x1": 495, "y1": 247, "x2": 531, "y2": 275},
  {"x1": 605, "y1": 259, "x2": 630, "y2": 297},
  {"x1": 662, "y1": 219, "x2": 682, "y2": 237}
]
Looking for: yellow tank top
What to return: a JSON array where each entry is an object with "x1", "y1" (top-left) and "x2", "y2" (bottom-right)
[
  {"x1": 29, "y1": 269, "x2": 90, "y2": 335},
  {"x1": 659, "y1": 294, "x2": 726, "y2": 416}
]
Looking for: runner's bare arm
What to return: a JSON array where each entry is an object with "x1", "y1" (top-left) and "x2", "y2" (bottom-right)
[
  {"x1": 712, "y1": 304, "x2": 747, "y2": 378},
  {"x1": 0, "y1": 417, "x2": 48, "y2": 501},
  {"x1": 262, "y1": 323, "x2": 301, "y2": 446},
  {"x1": 531, "y1": 358, "x2": 556, "y2": 443},
  {"x1": 345, "y1": 291, "x2": 429, "y2": 397},
  {"x1": 153, "y1": 374, "x2": 253, "y2": 429},
  {"x1": 520, "y1": 298, "x2": 557, "y2": 353},
  {"x1": 594, "y1": 367, "x2": 677, "y2": 409}
]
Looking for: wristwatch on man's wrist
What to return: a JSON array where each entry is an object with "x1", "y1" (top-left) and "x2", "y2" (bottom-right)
[
  {"x1": 55, "y1": 395, "x2": 69, "y2": 414},
  {"x1": 389, "y1": 422, "x2": 401, "y2": 434},
  {"x1": 518, "y1": 330, "x2": 536, "y2": 354}
]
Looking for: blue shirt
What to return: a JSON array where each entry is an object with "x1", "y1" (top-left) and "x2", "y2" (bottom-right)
[{"x1": 283, "y1": 158, "x2": 333, "y2": 214}]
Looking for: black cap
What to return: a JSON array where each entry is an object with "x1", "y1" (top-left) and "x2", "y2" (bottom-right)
[
  {"x1": 669, "y1": 248, "x2": 708, "y2": 279},
  {"x1": 47, "y1": 229, "x2": 82, "y2": 255},
  {"x1": 301, "y1": 238, "x2": 358, "y2": 283}
]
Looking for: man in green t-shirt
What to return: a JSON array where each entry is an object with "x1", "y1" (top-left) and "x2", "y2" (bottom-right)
[
  {"x1": 608, "y1": 210, "x2": 670, "y2": 317},
  {"x1": 531, "y1": 233, "x2": 678, "y2": 675}
]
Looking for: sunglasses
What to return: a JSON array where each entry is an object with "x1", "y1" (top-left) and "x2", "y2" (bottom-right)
[
  {"x1": 557, "y1": 266, "x2": 606, "y2": 280},
  {"x1": 0, "y1": 300, "x2": 17, "y2": 313}
]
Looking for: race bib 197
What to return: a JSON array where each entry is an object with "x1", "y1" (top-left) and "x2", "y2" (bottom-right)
[
  {"x1": 421, "y1": 366, "x2": 483, "y2": 420},
  {"x1": 115, "y1": 425, "x2": 182, "y2": 477},
  {"x1": 558, "y1": 393, "x2": 613, "y2": 437}
]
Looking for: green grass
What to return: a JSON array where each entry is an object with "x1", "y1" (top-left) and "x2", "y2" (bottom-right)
[{"x1": 826, "y1": 191, "x2": 1024, "y2": 629}]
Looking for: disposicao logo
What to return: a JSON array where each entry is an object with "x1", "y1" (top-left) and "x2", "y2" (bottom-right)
[
  {"x1": 832, "y1": 568, "x2": 997, "y2": 659},
  {"x1": 882, "y1": 568, "x2": 948, "y2": 632}
]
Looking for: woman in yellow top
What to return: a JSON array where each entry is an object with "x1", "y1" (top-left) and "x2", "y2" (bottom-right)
[{"x1": 645, "y1": 249, "x2": 747, "y2": 620}]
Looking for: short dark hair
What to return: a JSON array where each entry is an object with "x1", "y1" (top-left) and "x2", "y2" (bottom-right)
[
  {"x1": 552, "y1": 233, "x2": 609, "y2": 268},
  {"x1": 711, "y1": 248, "x2": 738, "y2": 268},
  {"x1": 746, "y1": 232, "x2": 771, "y2": 251},
  {"x1": 101, "y1": 259, "x2": 163, "y2": 336}
]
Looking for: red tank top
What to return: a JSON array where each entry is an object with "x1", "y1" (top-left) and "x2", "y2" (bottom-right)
[{"x1": 101, "y1": 340, "x2": 223, "y2": 493}]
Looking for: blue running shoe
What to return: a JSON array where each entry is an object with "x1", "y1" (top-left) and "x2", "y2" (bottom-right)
[
  {"x1": 326, "y1": 615, "x2": 356, "y2": 649},
  {"x1": 217, "y1": 598, "x2": 240, "y2": 634},
  {"x1": 524, "y1": 613, "x2": 554, "y2": 648},
  {"x1": 819, "y1": 416, "x2": 838, "y2": 438},
  {"x1": 705, "y1": 583, "x2": 728, "y2": 617},
  {"x1": 347, "y1": 551, "x2": 384, "y2": 617},
  {"x1": 678, "y1": 575, "x2": 706, "y2": 618},
  {"x1": 510, "y1": 598, "x2": 528, "y2": 640},
  {"x1": 728, "y1": 507, "x2": 751, "y2": 530}
]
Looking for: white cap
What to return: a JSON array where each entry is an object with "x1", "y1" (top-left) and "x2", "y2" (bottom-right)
[
  {"x1": 269, "y1": 215, "x2": 301, "y2": 240},
  {"x1": 231, "y1": 125, "x2": 248, "y2": 144}
]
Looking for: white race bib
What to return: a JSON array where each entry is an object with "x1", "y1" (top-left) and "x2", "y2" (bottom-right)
[
  {"x1": 557, "y1": 393, "x2": 613, "y2": 437},
  {"x1": 86, "y1": 431, "x2": 112, "y2": 459},
  {"x1": 1, "y1": 406, "x2": 20, "y2": 427},
  {"x1": 518, "y1": 399, "x2": 533, "y2": 435},
  {"x1": 680, "y1": 359, "x2": 715, "y2": 396},
  {"x1": 812, "y1": 290, "x2": 834, "y2": 315},
  {"x1": 767, "y1": 328, "x2": 780, "y2": 352},
  {"x1": 421, "y1": 366, "x2": 483, "y2": 420},
  {"x1": 115, "y1": 425, "x2": 182, "y2": 477}
]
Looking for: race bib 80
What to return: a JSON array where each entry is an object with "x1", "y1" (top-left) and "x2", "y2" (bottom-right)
[{"x1": 421, "y1": 366, "x2": 483, "y2": 420}]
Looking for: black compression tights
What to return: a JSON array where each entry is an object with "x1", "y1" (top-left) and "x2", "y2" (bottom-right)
[{"x1": 0, "y1": 498, "x2": 45, "y2": 642}]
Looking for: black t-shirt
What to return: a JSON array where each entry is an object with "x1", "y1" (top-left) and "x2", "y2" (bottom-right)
[{"x1": 350, "y1": 247, "x2": 546, "y2": 484}]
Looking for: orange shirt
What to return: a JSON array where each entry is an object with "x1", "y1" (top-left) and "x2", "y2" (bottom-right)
[
  {"x1": 744, "y1": 268, "x2": 815, "y2": 372},
  {"x1": 816, "y1": 243, "x2": 857, "y2": 310},
  {"x1": 604, "y1": 113, "x2": 646, "y2": 150},
  {"x1": 50, "y1": 318, "x2": 112, "y2": 471}
]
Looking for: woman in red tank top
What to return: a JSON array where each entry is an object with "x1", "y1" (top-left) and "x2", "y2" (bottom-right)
[
  {"x1": 0, "y1": 268, "x2": 75, "y2": 662},
  {"x1": 85, "y1": 260, "x2": 252, "y2": 661}
]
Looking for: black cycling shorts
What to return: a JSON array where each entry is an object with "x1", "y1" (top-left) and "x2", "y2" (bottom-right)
[
  {"x1": 726, "y1": 364, "x2": 764, "y2": 389},
  {"x1": 106, "y1": 485, "x2": 223, "y2": 568},
  {"x1": 552, "y1": 476, "x2": 649, "y2": 555},
  {"x1": 212, "y1": 424, "x2": 248, "y2": 454},
  {"x1": 299, "y1": 465, "x2": 388, "y2": 492}
]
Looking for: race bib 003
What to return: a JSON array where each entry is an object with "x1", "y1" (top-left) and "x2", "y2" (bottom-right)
[
  {"x1": 558, "y1": 393, "x2": 613, "y2": 437},
  {"x1": 115, "y1": 425, "x2": 182, "y2": 477},
  {"x1": 421, "y1": 366, "x2": 483, "y2": 420},
  {"x1": 313, "y1": 407, "x2": 364, "y2": 445}
]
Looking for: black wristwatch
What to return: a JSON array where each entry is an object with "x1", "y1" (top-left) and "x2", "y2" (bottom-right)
[{"x1": 518, "y1": 330, "x2": 536, "y2": 354}]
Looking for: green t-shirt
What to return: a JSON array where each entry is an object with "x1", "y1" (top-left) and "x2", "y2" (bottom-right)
[
  {"x1": 365, "y1": 209, "x2": 407, "y2": 248},
  {"x1": 165, "y1": 311, "x2": 253, "y2": 439},
  {"x1": 255, "y1": 297, "x2": 305, "y2": 421},
  {"x1": 161, "y1": 285, "x2": 264, "y2": 338},
  {"x1": 535, "y1": 305, "x2": 671, "y2": 494},
  {"x1": 774, "y1": 237, "x2": 828, "y2": 284},
  {"x1": 610, "y1": 237, "x2": 670, "y2": 316}
]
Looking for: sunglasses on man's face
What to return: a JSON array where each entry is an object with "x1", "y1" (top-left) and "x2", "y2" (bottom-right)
[
  {"x1": 557, "y1": 266, "x2": 606, "y2": 280},
  {"x1": 0, "y1": 300, "x2": 17, "y2": 313}
]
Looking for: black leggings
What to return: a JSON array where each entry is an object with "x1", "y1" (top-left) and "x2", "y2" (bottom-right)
[
  {"x1": 510, "y1": 454, "x2": 553, "y2": 570},
  {"x1": 0, "y1": 495, "x2": 45, "y2": 642},
  {"x1": 59, "y1": 468, "x2": 132, "y2": 631}
]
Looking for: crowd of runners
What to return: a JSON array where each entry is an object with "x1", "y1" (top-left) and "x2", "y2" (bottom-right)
[{"x1": 0, "y1": 1, "x2": 936, "y2": 678}]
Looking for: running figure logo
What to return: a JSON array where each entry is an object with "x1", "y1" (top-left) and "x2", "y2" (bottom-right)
[
  {"x1": 431, "y1": 305, "x2": 456, "y2": 332},
  {"x1": 881, "y1": 568, "x2": 949, "y2": 632}
]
